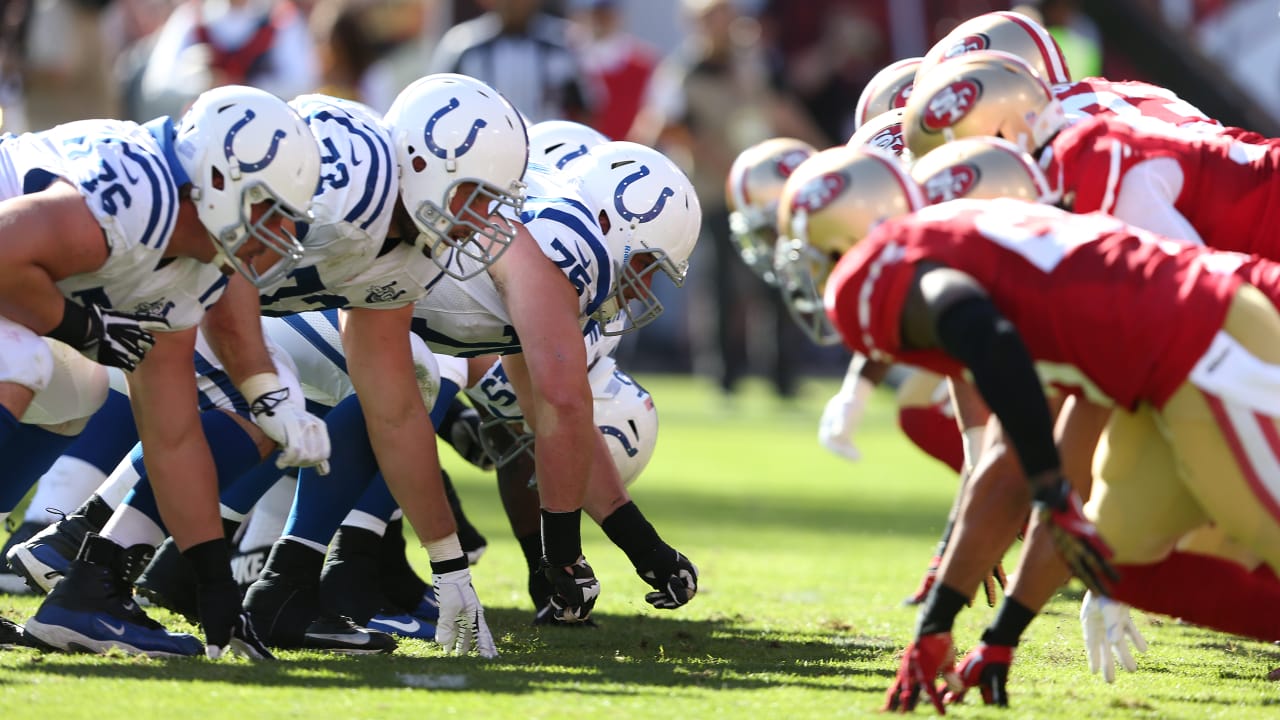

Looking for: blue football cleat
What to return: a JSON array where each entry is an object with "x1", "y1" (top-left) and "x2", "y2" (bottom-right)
[
  {"x1": 24, "y1": 534, "x2": 202, "y2": 658},
  {"x1": 367, "y1": 612, "x2": 436, "y2": 640}
]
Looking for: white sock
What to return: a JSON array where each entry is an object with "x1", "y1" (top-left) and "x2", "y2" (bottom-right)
[
  {"x1": 238, "y1": 475, "x2": 296, "y2": 552},
  {"x1": 95, "y1": 454, "x2": 144, "y2": 510},
  {"x1": 340, "y1": 509, "x2": 388, "y2": 537},
  {"x1": 25, "y1": 457, "x2": 107, "y2": 524},
  {"x1": 100, "y1": 505, "x2": 165, "y2": 550}
]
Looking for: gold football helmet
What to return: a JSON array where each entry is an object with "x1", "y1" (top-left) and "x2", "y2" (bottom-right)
[
  {"x1": 726, "y1": 137, "x2": 819, "y2": 286},
  {"x1": 847, "y1": 108, "x2": 907, "y2": 159},
  {"x1": 774, "y1": 147, "x2": 925, "y2": 345},
  {"x1": 918, "y1": 10, "x2": 1071, "y2": 85},
  {"x1": 910, "y1": 136, "x2": 1057, "y2": 205},
  {"x1": 903, "y1": 50, "x2": 1067, "y2": 158},
  {"x1": 854, "y1": 57, "x2": 922, "y2": 130}
]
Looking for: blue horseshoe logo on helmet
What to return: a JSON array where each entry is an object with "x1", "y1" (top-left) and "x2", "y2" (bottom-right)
[
  {"x1": 556, "y1": 144, "x2": 590, "y2": 170},
  {"x1": 423, "y1": 98, "x2": 488, "y2": 159},
  {"x1": 599, "y1": 425, "x2": 639, "y2": 457},
  {"x1": 614, "y1": 165, "x2": 675, "y2": 223},
  {"x1": 223, "y1": 109, "x2": 287, "y2": 173}
]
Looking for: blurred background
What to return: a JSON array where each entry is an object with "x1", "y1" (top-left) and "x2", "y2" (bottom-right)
[{"x1": 3, "y1": 0, "x2": 1277, "y2": 399}]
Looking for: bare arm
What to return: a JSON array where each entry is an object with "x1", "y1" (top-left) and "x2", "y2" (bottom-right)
[
  {"x1": 491, "y1": 227, "x2": 597, "y2": 513},
  {"x1": 0, "y1": 181, "x2": 109, "y2": 331},
  {"x1": 126, "y1": 326, "x2": 224, "y2": 550},
  {"x1": 200, "y1": 273, "x2": 274, "y2": 384},
  {"x1": 343, "y1": 304, "x2": 458, "y2": 545}
]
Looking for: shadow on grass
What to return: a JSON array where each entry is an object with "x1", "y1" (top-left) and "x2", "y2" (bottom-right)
[{"x1": 10, "y1": 608, "x2": 900, "y2": 695}]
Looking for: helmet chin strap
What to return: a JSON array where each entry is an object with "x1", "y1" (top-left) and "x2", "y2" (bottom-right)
[{"x1": 210, "y1": 247, "x2": 233, "y2": 274}]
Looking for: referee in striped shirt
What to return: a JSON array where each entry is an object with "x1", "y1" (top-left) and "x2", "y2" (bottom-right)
[{"x1": 430, "y1": 1, "x2": 594, "y2": 124}]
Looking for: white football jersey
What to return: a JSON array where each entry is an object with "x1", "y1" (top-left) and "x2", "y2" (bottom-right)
[
  {"x1": 411, "y1": 163, "x2": 613, "y2": 357},
  {"x1": 259, "y1": 95, "x2": 438, "y2": 315},
  {"x1": 0, "y1": 119, "x2": 227, "y2": 330}
]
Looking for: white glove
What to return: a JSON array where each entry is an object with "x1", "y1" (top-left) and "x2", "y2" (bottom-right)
[
  {"x1": 1081, "y1": 590, "x2": 1148, "y2": 682},
  {"x1": 818, "y1": 376, "x2": 874, "y2": 462},
  {"x1": 432, "y1": 567, "x2": 498, "y2": 658},
  {"x1": 240, "y1": 373, "x2": 331, "y2": 474}
]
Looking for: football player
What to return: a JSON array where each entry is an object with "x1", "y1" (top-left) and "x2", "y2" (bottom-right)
[
  {"x1": 777, "y1": 146, "x2": 1280, "y2": 712},
  {"x1": 19, "y1": 80, "x2": 513, "y2": 658},
  {"x1": 0, "y1": 85, "x2": 323, "y2": 658}
]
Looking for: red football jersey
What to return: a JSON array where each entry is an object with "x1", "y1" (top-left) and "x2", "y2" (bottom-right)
[
  {"x1": 824, "y1": 198, "x2": 1240, "y2": 409},
  {"x1": 1054, "y1": 78, "x2": 1221, "y2": 130},
  {"x1": 1043, "y1": 115, "x2": 1280, "y2": 256}
]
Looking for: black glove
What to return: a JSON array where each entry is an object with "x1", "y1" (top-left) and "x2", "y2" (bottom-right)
[
  {"x1": 442, "y1": 402, "x2": 496, "y2": 471},
  {"x1": 46, "y1": 299, "x2": 169, "y2": 371},
  {"x1": 637, "y1": 551, "x2": 698, "y2": 609},
  {"x1": 197, "y1": 579, "x2": 274, "y2": 660},
  {"x1": 541, "y1": 556, "x2": 600, "y2": 623}
]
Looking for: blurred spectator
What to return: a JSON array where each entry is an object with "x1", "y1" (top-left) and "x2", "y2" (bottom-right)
[
  {"x1": 307, "y1": 0, "x2": 435, "y2": 110},
  {"x1": 630, "y1": 0, "x2": 825, "y2": 398},
  {"x1": 1014, "y1": 0, "x2": 1102, "y2": 78},
  {"x1": 0, "y1": 0, "x2": 30, "y2": 133},
  {"x1": 430, "y1": 0, "x2": 592, "y2": 122},
  {"x1": 137, "y1": 0, "x2": 320, "y2": 119},
  {"x1": 567, "y1": 0, "x2": 657, "y2": 140},
  {"x1": 22, "y1": 0, "x2": 121, "y2": 129}
]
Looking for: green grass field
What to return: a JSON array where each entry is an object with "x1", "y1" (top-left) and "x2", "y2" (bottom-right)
[{"x1": 0, "y1": 376, "x2": 1275, "y2": 719}]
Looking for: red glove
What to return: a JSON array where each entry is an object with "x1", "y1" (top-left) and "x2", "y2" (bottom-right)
[
  {"x1": 1034, "y1": 478, "x2": 1118, "y2": 596},
  {"x1": 944, "y1": 642, "x2": 1012, "y2": 707},
  {"x1": 903, "y1": 556, "x2": 941, "y2": 606},
  {"x1": 883, "y1": 632, "x2": 957, "y2": 715}
]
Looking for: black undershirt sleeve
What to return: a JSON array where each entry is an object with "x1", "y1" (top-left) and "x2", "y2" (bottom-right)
[{"x1": 933, "y1": 295, "x2": 1060, "y2": 480}]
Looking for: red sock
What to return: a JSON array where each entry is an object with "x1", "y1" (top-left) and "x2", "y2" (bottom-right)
[
  {"x1": 899, "y1": 406, "x2": 963, "y2": 474},
  {"x1": 1112, "y1": 551, "x2": 1280, "y2": 642}
]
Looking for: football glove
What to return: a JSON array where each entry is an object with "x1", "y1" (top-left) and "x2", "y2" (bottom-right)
[
  {"x1": 637, "y1": 550, "x2": 698, "y2": 610},
  {"x1": 817, "y1": 377, "x2": 873, "y2": 462},
  {"x1": 882, "y1": 632, "x2": 957, "y2": 715},
  {"x1": 944, "y1": 642, "x2": 1012, "y2": 707},
  {"x1": 1033, "y1": 476, "x2": 1118, "y2": 596},
  {"x1": 442, "y1": 403, "x2": 496, "y2": 471},
  {"x1": 242, "y1": 374, "x2": 331, "y2": 474},
  {"x1": 1081, "y1": 591, "x2": 1147, "y2": 682},
  {"x1": 432, "y1": 567, "x2": 497, "y2": 658},
  {"x1": 980, "y1": 563, "x2": 1007, "y2": 609},
  {"x1": 198, "y1": 579, "x2": 274, "y2": 660},
  {"x1": 50, "y1": 301, "x2": 170, "y2": 371},
  {"x1": 542, "y1": 556, "x2": 600, "y2": 623},
  {"x1": 903, "y1": 556, "x2": 941, "y2": 606}
]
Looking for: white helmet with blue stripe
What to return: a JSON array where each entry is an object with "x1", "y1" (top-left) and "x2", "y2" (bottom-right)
[
  {"x1": 576, "y1": 141, "x2": 701, "y2": 335},
  {"x1": 528, "y1": 120, "x2": 608, "y2": 173},
  {"x1": 176, "y1": 85, "x2": 321, "y2": 288},
  {"x1": 385, "y1": 74, "x2": 529, "y2": 279}
]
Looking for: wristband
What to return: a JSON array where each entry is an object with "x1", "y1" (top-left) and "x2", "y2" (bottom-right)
[
  {"x1": 425, "y1": 532, "x2": 464, "y2": 565},
  {"x1": 45, "y1": 298, "x2": 94, "y2": 348},
  {"x1": 238, "y1": 372, "x2": 283, "y2": 403}
]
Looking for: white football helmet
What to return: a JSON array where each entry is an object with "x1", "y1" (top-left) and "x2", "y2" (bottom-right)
[
  {"x1": 590, "y1": 358, "x2": 657, "y2": 487},
  {"x1": 854, "y1": 58, "x2": 922, "y2": 130},
  {"x1": 726, "y1": 137, "x2": 817, "y2": 286},
  {"x1": 577, "y1": 141, "x2": 702, "y2": 335},
  {"x1": 175, "y1": 85, "x2": 321, "y2": 288},
  {"x1": 528, "y1": 120, "x2": 609, "y2": 172},
  {"x1": 385, "y1": 73, "x2": 529, "y2": 279}
]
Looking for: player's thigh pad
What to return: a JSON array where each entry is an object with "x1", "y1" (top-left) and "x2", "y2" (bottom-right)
[
  {"x1": 20, "y1": 339, "x2": 108, "y2": 428},
  {"x1": 1086, "y1": 403, "x2": 1205, "y2": 564},
  {"x1": 0, "y1": 315, "x2": 55, "y2": 396}
]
